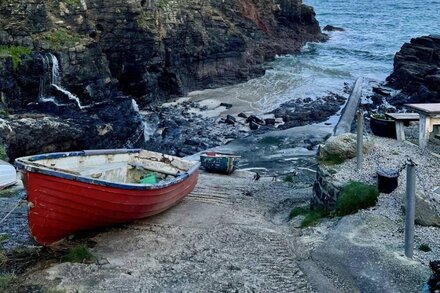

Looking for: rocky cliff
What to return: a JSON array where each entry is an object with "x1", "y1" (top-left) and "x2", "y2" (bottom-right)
[
  {"x1": 0, "y1": 0, "x2": 323, "y2": 108},
  {"x1": 0, "y1": 0, "x2": 323, "y2": 159},
  {"x1": 386, "y1": 35, "x2": 440, "y2": 105}
]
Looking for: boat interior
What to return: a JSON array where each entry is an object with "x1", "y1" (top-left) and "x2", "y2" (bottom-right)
[{"x1": 22, "y1": 150, "x2": 197, "y2": 185}]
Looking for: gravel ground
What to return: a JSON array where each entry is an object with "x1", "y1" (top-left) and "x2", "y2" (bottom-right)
[
  {"x1": 0, "y1": 181, "x2": 35, "y2": 251},
  {"x1": 405, "y1": 122, "x2": 440, "y2": 155},
  {"x1": 328, "y1": 135, "x2": 440, "y2": 265}
]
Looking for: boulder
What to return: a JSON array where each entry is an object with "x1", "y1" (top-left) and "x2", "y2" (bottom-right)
[
  {"x1": 386, "y1": 35, "x2": 440, "y2": 105},
  {"x1": 246, "y1": 115, "x2": 264, "y2": 125},
  {"x1": 264, "y1": 118, "x2": 276, "y2": 125},
  {"x1": 249, "y1": 121, "x2": 260, "y2": 130},
  {"x1": 323, "y1": 25, "x2": 345, "y2": 32},
  {"x1": 220, "y1": 103, "x2": 233, "y2": 109},
  {"x1": 0, "y1": 97, "x2": 145, "y2": 161},
  {"x1": 272, "y1": 93, "x2": 346, "y2": 130},
  {"x1": 320, "y1": 133, "x2": 371, "y2": 160},
  {"x1": 225, "y1": 115, "x2": 236, "y2": 125},
  {"x1": 402, "y1": 190, "x2": 440, "y2": 227},
  {"x1": 372, "y1": 85, "x2": 393, "y2": 96}
]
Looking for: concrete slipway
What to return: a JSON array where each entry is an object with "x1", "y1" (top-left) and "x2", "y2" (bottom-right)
[{"x1": 23, "y1": 168, "x2": 428, "y2": 293}]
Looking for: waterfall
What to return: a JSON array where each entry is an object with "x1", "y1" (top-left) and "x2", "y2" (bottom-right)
[
  {"x1": 50, "y1": 54, "x2": 61, "y2": 85},
  {"x1": 142, "y1": 120, "x2": 157, "y2": 142},
  {"x1": 123, "y1": 99, "x2": 157, "y2": 147},
  {"x1": 133, "y1": 99, "x2": 156, "y2": 143},
  {"x1": 38, "y1": 55, "x2": 56, "y2": 104},
  {"x1": 38, "y1": 53, "x2": 84, "y2": 109},
  {"x1": 51, "y1": 84, "x2": 83, "y2": 109}
]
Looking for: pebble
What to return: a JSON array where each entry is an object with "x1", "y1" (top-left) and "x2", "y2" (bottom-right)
[{"x1": 330, "y1": 135, "x2": 440, "y2": 264}]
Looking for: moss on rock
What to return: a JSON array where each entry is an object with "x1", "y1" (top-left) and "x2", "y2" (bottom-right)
[
  {"x1": 335, "y1": 182, "x2": 379, "y2": 216},
  {"x1": 0, "y1": 144, "x2": 6, "y2": 160},
  {"x1": 0, "y1": 46, "x2": 32, "y2": 70},
  {"x1": 36, "y1": 29, "x2": 83, "y2": 50}
]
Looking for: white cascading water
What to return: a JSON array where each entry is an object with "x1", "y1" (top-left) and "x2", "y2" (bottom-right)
[
  {"x1": 142, "y1": 120, "x2": 157, "y2": 142},
  {"x1": 38, "y1": 53, "x2": 84, "y2": 109},
  {"x1": 38, "y1": 54, "x2": 154, "y2": 147},
  {"x1": 124, "y1": 99, "x2": 157, "y2": 147}
]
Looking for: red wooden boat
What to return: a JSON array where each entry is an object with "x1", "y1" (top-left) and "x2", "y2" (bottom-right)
[{"x1": 15, "y1": 149, "x2": 200, "y2": 246}]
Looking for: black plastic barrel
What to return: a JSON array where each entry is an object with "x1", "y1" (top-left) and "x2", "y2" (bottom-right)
[
  {"x1": 370, "y1": 115, "x2": 397, "y2": 139},
  {"x1": 377, "y1": 167, "x2": 399, "y2": 194}
]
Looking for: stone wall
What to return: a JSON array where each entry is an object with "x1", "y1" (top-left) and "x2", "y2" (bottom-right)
[{"x1": 311, "y1": 166, "x2": 344, "y2": 209}]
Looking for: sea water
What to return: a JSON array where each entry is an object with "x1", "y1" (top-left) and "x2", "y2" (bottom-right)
[{"x1": 189, "y1": 0, "x2": 440, "y2": 113}]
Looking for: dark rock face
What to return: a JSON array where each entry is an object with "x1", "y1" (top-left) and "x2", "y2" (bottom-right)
[
  {"x1": 265, "y1": 118, "x2": 276, "y2": 125},
  {"x1": 0, "y1": 97, "x2": 145, "y2": 161},
  {"x1": 225, "y1": 115, "x2": 236, "y2": 125},
  {"x1": 246, "y1": 115, "x2": 264, "y2": 125},
  {"x1": 272, "y1": 93, "x2": 346, "y2": 129},
  {"x1": 0, "y1": 0, "x2": 324, "y2": 159},
  {"x1": 249, "y1": 120, "x2": 260, "y2": 130},
  {"x1": 145, "y1": 101, "x2": 246, "y2": 157},
  {"x1": 386, "y1": 35, "x2": 440, "y2": 105},
  {"x1": 323, "y1": 25, "x2": 344, "y2": 32},
  {"x1": 0, "y1": 0, "x2": 324, "y2": 109}
]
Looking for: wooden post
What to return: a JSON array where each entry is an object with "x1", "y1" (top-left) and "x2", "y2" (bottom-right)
[
  {"x1": 356, "y1": 110, "x2": 363, "y2": 171},
  {"x1": 405, "y1": 161, "x2": 416, "y2": 258},
  {"x1": 419, "y1": 114, "x2": 430, "y2": 148},
  {"x1": 395, "y1": 121, "x2": 405, "y2": 142}
]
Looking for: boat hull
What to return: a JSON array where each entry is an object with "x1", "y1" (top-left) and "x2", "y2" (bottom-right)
[
  {"x1": 0, "y1": 160, "x2": 16, "y2": 189},
  {"x1": 16, "y1": 149, "x2": 200, "y2": 245},
  {"x1": 23, "y1": 170, "x2": 198, "y2": 245},
  {"x1": 200, "y1": 153, "x2": 240, "y2": 174}
]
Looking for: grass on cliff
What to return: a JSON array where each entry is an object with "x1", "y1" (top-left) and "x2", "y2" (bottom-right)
[
  {"x1": 0, "y1": 109, "x2": 9, "y2": 117},
  {"x1": 62, "y1": 245, "x2": 95, "y2": 263},
  {"x1": 60, "y1": 0, "x2": 82, "y2": 6},
  {"x1": 39, "y1": 29, "x2": 82, "y2": 50},
  {"x1": 289, "y1": 181, "x2": 379, "y2": 227},
  {"x1": 0, "y1": 45, "x2": 31, "y2": 70}
]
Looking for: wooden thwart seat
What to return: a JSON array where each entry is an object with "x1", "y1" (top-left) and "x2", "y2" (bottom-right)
[
  {"x1": 385, "y1": 113, "x2": 420, "y2": 141},
  {"x1": 77, "y1": 162, "x2": 127, "y2": 178}
]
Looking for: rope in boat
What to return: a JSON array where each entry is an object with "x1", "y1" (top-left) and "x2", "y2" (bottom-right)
[{"x1": 0, "y1": 199, "x2": 25, "y2": 225}]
